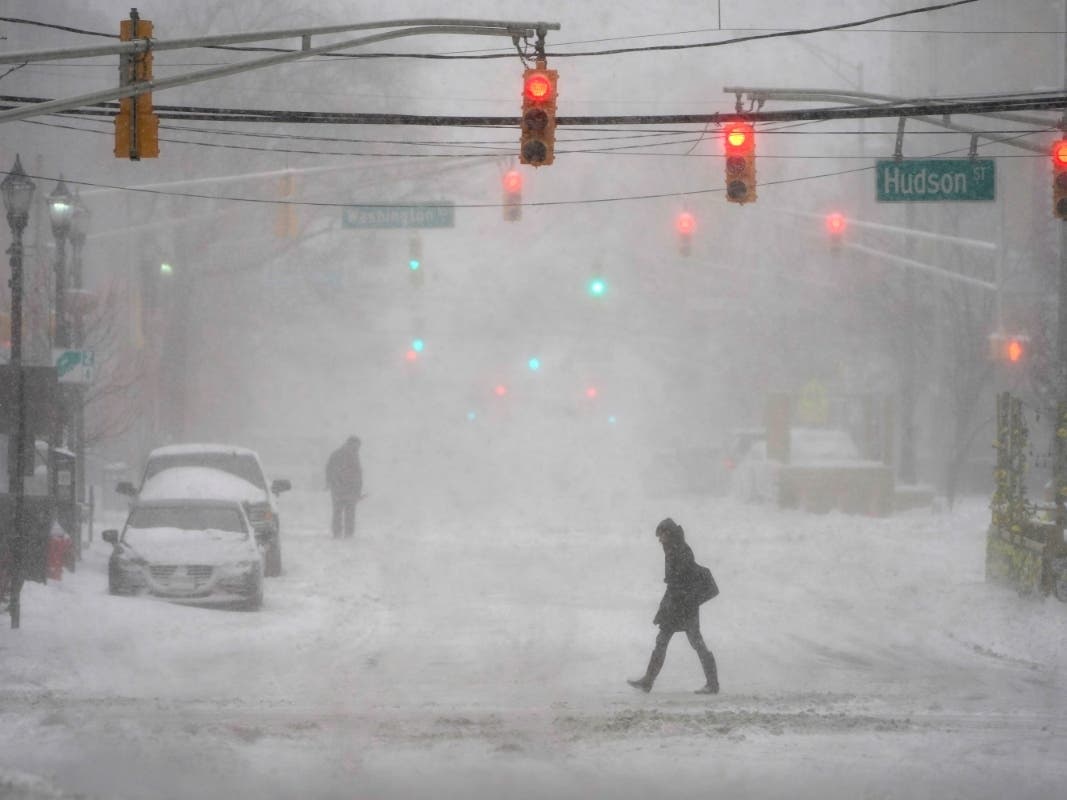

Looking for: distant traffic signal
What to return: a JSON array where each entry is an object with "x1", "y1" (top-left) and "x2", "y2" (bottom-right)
[
  {"x1": 723, "y1": 122, "x2": 756, "y2": 204},
  {"x1": 989, "y1": 332, "x2": 1029, "y2": 364},
  {"x1": 520, "y1": 62, "x2": 558, "y2": 167},
  {"x1": 587, "y1": 277, "x2": 607, "y2": 297},
  {"x1": 114, "y1": 13, "x2": 158, "y2": 159},
  {"x1": 408, "y1": 236, "x2": 423, "y2": 286},
  {"x1": 503, "y1": 169, "x2": 522, "y2": 222},
  {"x1": 1053, "y1": 138, "x2": 1067, "y2": 219},
  {"x1": 676, "y1": 211, "x2": 696, "y2": 256},
  {"x1": 825, "y1": 212, "x2": 846, "y2": 247}
]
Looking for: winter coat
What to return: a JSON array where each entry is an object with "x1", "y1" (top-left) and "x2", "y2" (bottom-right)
[
  {"x1": 652, "y1": 531, "x2": 703, "y2": 632},
  {"x1": 326, "y1": 444, "x2": 363, "y2": 500}
]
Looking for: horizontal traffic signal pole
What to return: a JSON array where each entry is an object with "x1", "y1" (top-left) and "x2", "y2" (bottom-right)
[
  {"x1": 0, "y1": 17, "x2": 560, "y2": 64},
  {"x1": 0, "y1": 20, "x2": 561, "y2": 126}
]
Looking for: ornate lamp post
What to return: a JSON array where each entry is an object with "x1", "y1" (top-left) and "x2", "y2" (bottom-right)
[
  {"x1": 2, "y1": 155, "x2": 37, "y2": 628},
  {"x1": 48, "y1": 178, "x2": 73, "y2": 350}
]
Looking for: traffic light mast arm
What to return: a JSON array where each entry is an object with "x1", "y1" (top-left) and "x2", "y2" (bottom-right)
[
  {"x1": 724, "y1": 85, "x2": 1051, "y2": 156},
  {"x1": 0, "y1": 19, "x2": 562, "y2": 125}
]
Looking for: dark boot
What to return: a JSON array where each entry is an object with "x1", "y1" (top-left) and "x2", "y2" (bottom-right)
[{"x1": 629, "y1": 633, "x2": 669, "y2": 693}]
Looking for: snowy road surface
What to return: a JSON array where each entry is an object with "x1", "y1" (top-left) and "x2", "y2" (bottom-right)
[{"x1": 2, "y1": 490, "x2": 1065, "y2": 799}]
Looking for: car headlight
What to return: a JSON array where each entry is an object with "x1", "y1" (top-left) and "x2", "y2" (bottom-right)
[
  {"x1": 115, "y1": 551, "x2": 146, "y2": 569},
  {"x1": 218, "y1": 560, "x2": 259, "y2": 577}
]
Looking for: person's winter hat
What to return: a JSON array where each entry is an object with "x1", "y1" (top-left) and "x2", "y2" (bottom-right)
[
  {"x1": 347, "y1": 435, "x2": 361, "y2": 447},
  {"x1": 656, "y1": 518, "x2": 683, "y2": 537}
]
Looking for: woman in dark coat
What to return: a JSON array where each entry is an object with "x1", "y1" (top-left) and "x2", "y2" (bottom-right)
[{"x1": 628, "y1": 517, "x2": 719, "y2": 694}]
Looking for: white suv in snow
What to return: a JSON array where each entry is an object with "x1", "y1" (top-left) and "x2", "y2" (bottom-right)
[{"x1": 117, "y1": 443, "x2": 291, "y2": 577}]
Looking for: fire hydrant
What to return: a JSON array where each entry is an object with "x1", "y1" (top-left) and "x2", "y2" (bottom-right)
[{"x1": 47, "y1": 521, "x2": 72, "y2": 581}]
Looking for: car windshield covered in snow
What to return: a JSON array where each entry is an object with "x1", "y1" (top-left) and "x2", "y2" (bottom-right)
[
  {"x1": 143, "y1": 450, "x2": 267, "y2": 490},
  {"x1": 126, "y1": 504, "x2": 248, "y2": 535}
]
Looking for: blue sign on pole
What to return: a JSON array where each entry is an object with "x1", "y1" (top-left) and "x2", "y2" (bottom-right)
[{"x1": 342, "y1": 202, "x2": 455, "y2": 229}]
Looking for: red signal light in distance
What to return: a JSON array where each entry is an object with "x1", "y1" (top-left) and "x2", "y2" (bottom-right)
[
  {"x1": 585, "y1": 386, "x2": 598, "y2": 399},
  {"x1": 826, "y1": 212, "x2": 846, "y2": 236},
  {"x1": 504, "y1": 170, "x2": 522, "y2": 193},
  {"x1": 1053, "y1": 139, "x2": 1067, "y2": 169},
  {"x1": 1007, "y1": 338, "x2": 1024, "y2": 362},
  {"x1": 675, "y1": 211, "x2": 696, "y2": 236},
  {"x1": 494, "y1": 384, "x2": 508, "y2": 397}
]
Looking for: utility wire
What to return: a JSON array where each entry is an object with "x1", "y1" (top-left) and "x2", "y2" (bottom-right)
[
  {"x1": 0, "y1": 1, "x2": 981, "y2": 61},
  {"x1": 0, "y1": 131, "x2": 1036, "y2": 211}
]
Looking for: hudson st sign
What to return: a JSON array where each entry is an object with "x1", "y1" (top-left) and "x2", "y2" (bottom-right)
[{"x1": 876, "y1": 158, "x2": 996, "y2": 202}]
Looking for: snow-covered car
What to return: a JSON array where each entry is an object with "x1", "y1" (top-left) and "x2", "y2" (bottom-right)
[
  {"x1": 730, "y1": 427, "x2": 867, "y2": 505},
  {"x1": 117, "y1": 444, "x2": 291, "y2": 577},
  {"x1": 102, "y1": 497, "x2": 264, "y2": 610}
]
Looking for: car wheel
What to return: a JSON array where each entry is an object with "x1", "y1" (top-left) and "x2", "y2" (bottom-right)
[
  {"x1": 264, "y1": 530, "x2": 282, "y2": 578},
  {"x1": 242, "y1": 577, "x2": 264, "y2": 611},
  {"x1": 108, "y1": 564, "x2": 124, "y2": 595}
]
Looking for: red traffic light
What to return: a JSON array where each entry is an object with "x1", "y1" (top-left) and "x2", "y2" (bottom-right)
[
  {"x1": 585, "y1": 386, "x2": 598, "y2": 399},
  {"x1": 724, "y1": 122, "x2": 755, "y2": 155},
  {"x1": 675, "y1": 211, "x2": 696, "y2": 236},
  {"x1": 825, "y1": 212, "x2": 846, "y2": 236},
  {"x1": 1053, "y1": 139, "x2": 1067, "y2": 169},
  {"x1": 1006, "y1": 338, "x2": 1024, "y2": 363},
  {"x1": 494, "y1": 384, "x2": 508, "y2": 397},
  {"x1": 503, "y1": 170, "x2": 522, "y2": 193},
  {"x1": 524, "y1": 72, "x2": 554, "y2": 103}
]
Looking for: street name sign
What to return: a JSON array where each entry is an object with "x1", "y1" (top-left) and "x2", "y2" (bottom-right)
[
  {"x1": 342, "y1": 202, "x2": 455, "y2": 229},
  {"x1": 876, "y1": 159, "x2": 995, "y2": 202},
  {"x1": 53, "y1": 349, "x2": 94, "y2": 384}
]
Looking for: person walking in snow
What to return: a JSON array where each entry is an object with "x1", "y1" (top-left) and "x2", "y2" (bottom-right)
[
  {"x1": 326, "y1": 436, "x2": 363, "y2": 539},
  {"x1": 628, "y1": 517, "x2": 719, "y2": 694}
]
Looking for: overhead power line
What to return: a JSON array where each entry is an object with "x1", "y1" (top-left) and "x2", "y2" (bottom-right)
[
  {"x1": 2, "y1": 90, "x2": 1064, "y2": 128},
  {"x1": 1, "y1": 1, "x2": 981, "y2": 62}
]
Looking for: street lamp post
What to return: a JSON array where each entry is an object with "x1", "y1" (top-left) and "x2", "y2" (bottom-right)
[
  {"x1": 2, "y1": 155, "x2": 36, "y2": 629},
  {"x1": 67, "y1": 191, "x2": 89, "y2": 558},
  {"x1": 46, "y1": 179, "x2": 73, "y2": 571},
  {"x1": 48, "y1": 178, "x2": 73, "y2": 351}
]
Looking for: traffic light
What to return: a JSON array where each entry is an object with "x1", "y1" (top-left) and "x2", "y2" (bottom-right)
[
  {"x1": 723, "y1": 122, "x2": 756, "y2": 204},
  {"x1": 1053, "y1": 138, "x2": 1067, "y2": 219},
  {"x1": 989, "y1": 332, "x2": 1029, "y2": 364},
  {"x1": 405, "y1": 337, "x2": 424, "y2": 362},
  {"x1": 519, "y1": 62, "x2": 558, "y2": 167},
  {"x1": 587, "y1": 277, "x2": 607, "y2": 297},
  {"x1": 408, "y1": 236, "x2": 423, "y2": 286},
  {"x1": 503, "y1": 169, "x2": 522, "y2": 222},
  {"x1": 114, "y1": 13, "x2": 158, "y2": 159},
  {"x1": 825, "y1": 212, "x2": 846, "y2": 248},
  {"x1": 676, "y1": 211, "x2": 696, "y2": 256},
  {"x1": 527, "y1": 357, "x2": 541, "y2": 372}
]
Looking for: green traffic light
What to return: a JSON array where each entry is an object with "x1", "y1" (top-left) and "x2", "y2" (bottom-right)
[
  {"x1": 160, "y1": 262, "x2": 173, "y2": 276},
  {"x1": 588, "y1": 278, "x2": 607, "y2": 297},
  {"x1": 409, "y1": 259, "x2": 421, "y2": 271}
]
